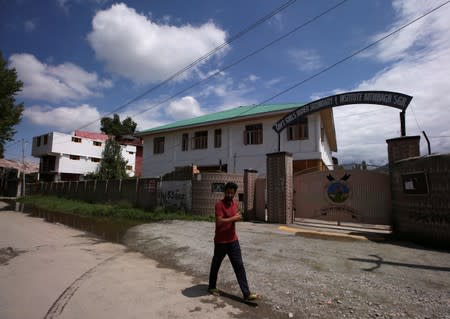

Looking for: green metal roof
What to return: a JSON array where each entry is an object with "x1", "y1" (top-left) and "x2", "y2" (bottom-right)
[{"x1": 136, "y1": 103, "x2": 303, "y2": 135}]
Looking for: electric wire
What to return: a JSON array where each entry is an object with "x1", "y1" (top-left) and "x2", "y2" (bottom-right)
[
  {"x1": 76, "y1": 0, "x2": 298, "y2": 131},
  {"x1": 138, "y1": 0, "x2": 450, "y2": 169},
  {"x1": 129, "y1": 0, "x2": 349, "y2": 119},
  {"x1": 28, "y1": 1, "x2": 450, "y2": 174},
  {"x1": 247, "y1": 0, "x2": 450, "y2": 109},
  {"x1": 33, "y1": 0, "x2": 349, "y2": 151}
]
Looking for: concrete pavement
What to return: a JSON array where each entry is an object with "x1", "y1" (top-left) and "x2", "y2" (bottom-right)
[{"x1": 0, "y1": 209, "x2": 244, "y2": 319}]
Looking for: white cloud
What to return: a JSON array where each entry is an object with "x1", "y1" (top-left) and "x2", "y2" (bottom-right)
[
  {"x1": 268, "y1": 12, "x2": 284, "y2": 31},
  {"x1": 265, "y1": 77, "x2": 283, "y2": 88},
  {"x1": 24, "y1": 104, "x2": 101, "y2": 132},
  {"x1": 87, "y1": 3, "x2": 227, "y2": 84},
  {"x1": 288, "y1": 49, "x2": 322, "y2": 72},
  {"x1": 247, "y1": 74, "x2": 259, "y2": 82},
  {"x1": 166, "y1": 96, "x2": 204, "y2": 120},
  {"x1": 365, "y1": 0, "x2": 447, "y2": 63},
  {"x1": 9, "y1": 53, "x2": 112, "y2": 102},
  {"x1": 24, "y1": 20, "x2": 36, "y2": 32},
  {"x1": 330, "y1": 0, "x2": 450, "y2": 165},
  {"x1": 198, "y1": 74, "x2": 257, "y2": 110},
  {"x1": 57, "y1": 0, "x2": 109, "y2": 10}
]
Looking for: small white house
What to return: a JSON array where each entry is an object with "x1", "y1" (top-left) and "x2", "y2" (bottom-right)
[
  {"x1": 136, "y1": 103, "x2": 337, "y2": 177},
  {"x1": 31, "y1": 130, "x2": 140, "y2": 181}
]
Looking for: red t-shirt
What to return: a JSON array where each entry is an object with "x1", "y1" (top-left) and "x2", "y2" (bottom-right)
[{"x1": 214, "y1": 199, "x2": 239, "y2": 243}]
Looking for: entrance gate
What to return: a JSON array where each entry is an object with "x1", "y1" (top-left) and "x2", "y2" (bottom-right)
[
  {"x1": 265, "y1": 90, "x2": 413, "y2": 226},
  {"x1": 294, "y1": 169, "x2": 391, "y2": 226}
]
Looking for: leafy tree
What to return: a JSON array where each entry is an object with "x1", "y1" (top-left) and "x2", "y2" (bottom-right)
[
  {"x1": 96, "y1": 139, "x2": 128, "y2": 180},
  {"x1": 100, "y1": 113, "x2": 137, "y2": 138},
  {"x1": 0, "y1": 52, "x2": 24, "y2": 158}
]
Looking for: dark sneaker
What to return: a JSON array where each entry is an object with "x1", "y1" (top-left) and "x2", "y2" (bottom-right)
[
  {"x1": 244, "y1": 293, "x2": 260, "y2": 301},
  {"x1": 208, "y1": 288, "x2": 220, "y2": 296}
]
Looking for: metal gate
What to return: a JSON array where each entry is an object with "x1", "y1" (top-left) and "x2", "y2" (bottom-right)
[{"x1": 294, "y1": 169, "x2": 391, "y2": 226}]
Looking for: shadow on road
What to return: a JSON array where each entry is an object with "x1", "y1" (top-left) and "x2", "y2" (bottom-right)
[
  {"x1": 182, "y1": 284, "x2": 258, "y2": 307},
  {"x1": 349, "y1": 254, "x2": 450, "y2": 272}
]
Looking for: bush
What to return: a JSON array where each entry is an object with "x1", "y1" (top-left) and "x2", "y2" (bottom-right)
[{"x1": 18, "y1": 195, "x2": 214, "y2": 222}]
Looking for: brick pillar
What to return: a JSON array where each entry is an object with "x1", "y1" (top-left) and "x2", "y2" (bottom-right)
[
  {"x1": 266, "y1": 152, "x2": 293, "y2": 224},
  {"x1": 386, "y1": 136, "x2": 420, "y2": 165},
  {"x1": 243, "y1": 169, "x2": 258, "y2": 220}
]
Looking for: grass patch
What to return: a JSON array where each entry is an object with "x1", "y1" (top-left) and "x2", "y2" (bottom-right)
[{"x1": 19, "y1": 195, "x2": 214, "y2": 223}]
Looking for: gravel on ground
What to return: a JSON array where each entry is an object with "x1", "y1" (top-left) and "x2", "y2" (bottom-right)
[{"x1": 123, "y1": 220, "x2": 450, "y2": 319}]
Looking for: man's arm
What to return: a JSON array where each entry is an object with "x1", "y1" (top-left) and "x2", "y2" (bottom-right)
[{"x1": 216, "y1": 212, "x2": 242, "y2": 224}]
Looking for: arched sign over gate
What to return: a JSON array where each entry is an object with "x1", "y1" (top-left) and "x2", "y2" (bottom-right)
[{"x1": 272, "y1": 90, "x2": 413, "y2": 151}]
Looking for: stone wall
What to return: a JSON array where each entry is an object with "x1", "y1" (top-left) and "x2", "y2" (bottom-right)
[
  {"x1": 391, "y1": 154, "x2": 450, "y2": 247},
  {"x1": 266, "y1": 152, "x2": 293, "y2": 224},
  {"x1": 191, "y1": 172, "x2": 244, "y2": 216},
  {"x1": 243, "y1": 169, "x2": 258, "y2": 220}
]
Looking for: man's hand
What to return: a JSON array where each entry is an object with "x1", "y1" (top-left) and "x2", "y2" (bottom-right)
[{"x1": 216, "y1": 212, "x2": 242, "y2": 224}]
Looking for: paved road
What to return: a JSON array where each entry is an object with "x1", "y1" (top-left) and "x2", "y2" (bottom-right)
[
  {"x1": 0, "y1": 208, "x2": 249, "y2": 319},
  {"x1": 124, "y1": 221, "x2": 450, "y2": 319},
  {"x1": 1, "y1": 201, "x2": 449, "y2": 319}
]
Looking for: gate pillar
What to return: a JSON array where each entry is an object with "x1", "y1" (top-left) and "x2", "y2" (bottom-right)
[
  {"x1": 243, "y1": 169, "x2": 258, "y2": 220},
  {"x1": 386, "y1": 136, "x2": 420, "y2": 167},
  {"x1": 266, "y1": 152, "x2": 293, "y2": 224}
]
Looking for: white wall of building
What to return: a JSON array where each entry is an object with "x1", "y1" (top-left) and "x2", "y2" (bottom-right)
[
  {"x1": 32, "y1": 132, "x2": 137, "y2": 177},
  {"x1": 121, "y1": 145, "x2": 137, "y2": 176},
  {"x1": 141, "y1": 113, "x2": 333, "y2": 177},
  {"x1": 318, "y1": 116, "x2": 334, "y2": 168},
  {"x1": 32, "y1": 132, "x2": 104, "y2": 159}
]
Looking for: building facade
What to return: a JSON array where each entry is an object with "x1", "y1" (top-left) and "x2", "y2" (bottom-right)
[
  {"x1": 31, "y1": 130, "x2": 142, "y2": 181},
  {"x1": 136, "y1": 103, "x2": 337, "y2": 177}
]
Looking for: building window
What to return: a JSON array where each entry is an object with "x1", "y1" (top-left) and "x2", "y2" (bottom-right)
[
  {"x1": 69, "y1": 155, "x2": 80, "y2": 160},
  {"x1": 43, "y1": 135, "x2": 48, "y2": 145},
  {"x1": 72, "y1": 137, "x2": 82, "y2": 143},
  {"x1": 153, "y1": 137, "x2": 165, "y2": 154},
  {"x1": 211, "y1": 183, "x2": 225, "y2": 192},
  {"x1": 244, "y1": 123, "x2": 263, "y2": 145},
  {"x1": 214, "y1": 129, "x2": 222, "y2": 148},
  {"x1": 91, "y1": 157, "x2": 100, "y2": 163},
  {"x1": 128, "y1": 151, "x2": 134, "y2": 155},
  {"x1": 321, "y1": 127, "x2": 325, "y2": 142},
  {"x1": 287, "y1": 118, "x2": 308, "y2": 141},
  {"x1": 192, "y1": 131, "x2": 208, "y2": 149},
  {"x1": 93, "y1": 141, "x2": 102, "y2": 146},
  {"x1": 36, "y1": 136, "x2": 41, "y2": 147},
  {"x1": 126, "y1": 165, "x2": 133, "y2": 170},
  {"x1": 181, "y1": 133, "x2": 189, "y2": 151}
]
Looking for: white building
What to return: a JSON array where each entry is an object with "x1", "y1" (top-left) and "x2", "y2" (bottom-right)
[
  {"x1": 136, "y1": 103, "x2": 337, "y2": 177},
  {"x1": 31, "y1": 130, "x2": 141, "y2": 181}
]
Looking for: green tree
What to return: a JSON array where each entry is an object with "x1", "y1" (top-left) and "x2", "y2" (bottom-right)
[
  {"x1": 0, "y1": 52, "x2": 24, "y2": 158},
  {"x1": 100, "y1": 113, "x2": 137, "y2": 138},
  {"x1": 96, "y1": 139, "x2": 128, "y2": 180}
]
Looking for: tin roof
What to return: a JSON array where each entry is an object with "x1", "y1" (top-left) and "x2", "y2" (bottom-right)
[{"x1": 135, "y1": 103, "x2": 303, "y2": 135}]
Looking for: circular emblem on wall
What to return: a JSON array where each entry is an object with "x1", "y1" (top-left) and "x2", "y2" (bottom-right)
[{"x1": 326, "y1": 181, "x2": 350, "y2": 203}]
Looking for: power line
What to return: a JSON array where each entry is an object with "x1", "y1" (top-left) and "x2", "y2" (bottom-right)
[
  {"x1": 130, "y1": 0, "x2": 350, "y2": 119},
  {"x1": 409, "y1": 103, "x2": 423, "y2": 132},
  {"x1": 76, "y1": 0, "x2": 298, "y2": 131},
  {"x1": 27, "y1": 0, "x2": 348, "y2": 153},
  {"x1": 252, "y1": 0, "x2": 450, "y2": 107},
  {"x1": 137, "y1": 0, "x2": 450, "y2": 169}
]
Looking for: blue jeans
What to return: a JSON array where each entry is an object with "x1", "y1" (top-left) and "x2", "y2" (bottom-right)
[{"x1": 208, "y1": 240, "x2": 250, "y2": 298}]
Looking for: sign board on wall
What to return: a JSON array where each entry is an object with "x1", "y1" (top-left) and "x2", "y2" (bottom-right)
[{"x1": 402, "y1": 172, "x2": 428, "y2": 194}]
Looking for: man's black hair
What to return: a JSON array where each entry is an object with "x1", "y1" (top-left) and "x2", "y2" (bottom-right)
[{"x1": 224, "y1": 182, "x2": 238, "y2": 192}]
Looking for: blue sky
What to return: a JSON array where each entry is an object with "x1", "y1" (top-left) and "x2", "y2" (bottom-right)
[{"x1": 2, "y1": 0, "x2": 450, "y2": 166}]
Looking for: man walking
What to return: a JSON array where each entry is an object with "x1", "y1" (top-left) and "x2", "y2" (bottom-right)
[{"x1": 208, "y1": 182, "x2": 258, "y2": 301}]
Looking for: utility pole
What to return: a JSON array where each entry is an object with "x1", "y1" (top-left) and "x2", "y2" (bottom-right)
[{"x1": 22, "y1": 138, "x2": 25, "y2": 197}]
